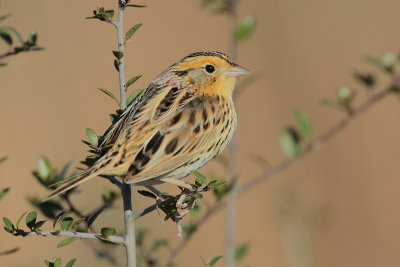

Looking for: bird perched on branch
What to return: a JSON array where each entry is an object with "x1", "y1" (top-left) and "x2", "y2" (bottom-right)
[{"x1": 46, "y1": 51, "x2": 249, "y2": 205}]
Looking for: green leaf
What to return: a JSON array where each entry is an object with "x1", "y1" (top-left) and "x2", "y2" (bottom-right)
[
  {"x1": 0, "y1": 14, "x2": 10, "y2": 22},
  {"x1": 0, "y1": 156, "x2": 8, "y2": 164},
  {"x1": 98, "y1": 88, "x2": 119, "y2": 104},
  {"x1": 279, "y1": 127, "x2": 300, "y2": 158},
  {"x1": 137, "y1": 190, "x2": 156, "y2": 199},
  {"x1": 127, "y1": 89, "x2": 143, "y2": 106},
  {"x1": 34, "y1": 220, "x2": 46, "y2": 230},
  {"x1": 0, "y1": 187, "x2": 10, "y2": 201},
  {"x1": 102, "y1": 188, "x2": 120, "y2": 205},
  {"x1": 105, "y1": 10, "x2": 115, "y2": 19},
  {"x1": 57, "y1": 237, "x2": 77, "y2": 248},
  {"x1": 65, "y1": 259, "x2": 77, "y2": 267},
  {"x1": 208, "y1": 255, "x2": 223, "y2": 266},
  {"x1": 37, "y1": 199, "x2": 64, "y2": 219},
  {"x1": 114, "y1": 59, "x2": 120, "y2": 72},
  {"x1": 136, "y1": 228, "x2": 148, "y2": 244},
  {"x1": 16, "y1": 211, "x2": 27, "y2": 229},
  {"x1": 150, "y1": 238, "x2": 168, "y2": 251},
  {"x1": 321, "y1": 98, "x2": 333, "y2": 106},
  {"x1": 192, "y1": 193, "x2": 203, "y2": 199},
  {"x1": 190, "y1": 204, "x2": 201, "y2": 218},
  {"x1": 126, "y1": 75, "x2": 142, "y2": 88},
  {"x1": 0, "y1": 28, "x2": 12, "y2": 46},
  {"x1": 365, "y1": 55, "x2": 381, "y2": 67},
  {"x1": 3, "y1": 217, "x2": 14, "y2": 233},
  {"x1": 235, "y1": 16, "x2": 256, "y2": 42},
  {"x1": 201, "y1": 255, "x2": 223, "y2": 266},
  {"x1": 61, "y1": 217, "x2": 73, "y2": 231},
  {"x1": 101, "y1": 227, "x2": 116, "y2": 238},
  {"x1": 192, "y1": 171, "x2": 207, "y2": 186},
  {"x1": 126, "y1": 4, "x2": 147, "y2": 8},
  {"x1": 51, "y1": 230, "x2": 60, "y2": 235},
  {"x1": 382, "y1": 51, "x2": 395, "y2": 67},
  {"x1": 0, "y1": 247, "x2": 19, "y2": 256},
  {"x1": 26, "y1": 211, "x2": 37, "y2": 230},
  {"x1": 95, "y1": 235, "x2": 120, "y2": 245},
  {"x1": 183, "y1": 222, "x2": 197, "y2": 237},
  {"x1": 353, "y1": 72, "x2": 375, "y2": 87},
  {"x1": 201, "y1": 256, "x2": 207, "y2": 265},
  {"x1": 112, "y1": 50, "x2": 124, "y2": 59},
  {"x1": 58, "y1": 161, "x2": 71, "y2": 180},
  {"x1": 38, "y1": 156, "x2": 52, "y2": 179},
  {"x1": 125, "y1": 23, "x2": 142, "y2": 40},
  {"x1": 71, "y1": 218, "x2": 85, "y2": 230},
  {"x1": 294, "y1": 109, "x2": 312, "y2": 139},
  {"x1": 27, "y1": 31, "x2": 37, "y2": 46},
  {"x1": 53, "y1": 211, "x2": 66, "y2": 228},
  {"x1": 3, "y1": 26, "x2": 23, "y2": 43},
  {"x1": 335, "y1": 86, "x2": 354, "y2": 108},
  {"x1": 235, "y1": 243, "x2": 249, "y2": 263},
  {"x1": 54, "y1": 258, "x2": 62, "y2": 267},
  {"x1": 86, "y1": 128, "x2": 98, "y2": 146}
]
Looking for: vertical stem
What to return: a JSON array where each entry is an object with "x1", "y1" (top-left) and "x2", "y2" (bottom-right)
[
  {"x1": 226, "y1": 1, "x2": 238, "y2": 267},
  {"x1": 122, "y1": 183, "x2": 136, "y2": 267},
  {"x1": 116, "y1": 1, "x2": 135, "y2": 266},
  {"x1": 117, "y1": 0, "x2": 127, "y2": 109}
]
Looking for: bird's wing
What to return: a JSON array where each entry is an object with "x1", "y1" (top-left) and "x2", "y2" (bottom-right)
[
  {"x1": 96, "y1": 83, "x2": 164, "y2": 153},
  {"x1": 124, "y1": 93, "x2": 233, "y2": 184}
]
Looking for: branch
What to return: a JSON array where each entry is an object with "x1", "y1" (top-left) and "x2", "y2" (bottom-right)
[
  {"x1": 115, "y1": 2, "x2": 136, "y2": 265},
  {"x1": 236, "y1": 86, "x2": 394, "y2": 195},
  {"x1": 0, "y1": 46, "x2": 42, "y2": 61},
  {"x1": 133, "y1": 203, "x2": 157, "y2": 220},
  {"x1": 24, "y1": 230, "x2": 124, "y2": 244}
]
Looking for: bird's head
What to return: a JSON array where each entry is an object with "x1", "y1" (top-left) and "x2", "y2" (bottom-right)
[{"x1": 171, "y1": 51, "x2": 249, "y2": 98}]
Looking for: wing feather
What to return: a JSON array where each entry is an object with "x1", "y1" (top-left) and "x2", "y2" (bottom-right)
[{"x1": 125, "y1": 95, "x2": 231, "y2": 185}]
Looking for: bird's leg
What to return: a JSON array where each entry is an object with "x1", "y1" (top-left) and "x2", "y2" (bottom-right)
[{"x1": 159, "y1": 177, "x2": 196, "y2": 212}]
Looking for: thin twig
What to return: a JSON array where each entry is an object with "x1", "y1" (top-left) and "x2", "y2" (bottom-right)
[
  {"x1": 0, "y1": 47, "x2": 42, "y2": 61},
  {"x1": 133, "y1": 204, "x2": 157, "y2": 220},
  {"x1": 117, "y1": 0, "x2": 127, "y2": 109},
  {"x1": 24, "y1": 230, "x2": 124, "y2": 244}
]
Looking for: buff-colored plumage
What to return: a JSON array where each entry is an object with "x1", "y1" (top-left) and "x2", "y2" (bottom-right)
[{"x1": 46, "y1": 51, "x2": 249, "y2": 200}]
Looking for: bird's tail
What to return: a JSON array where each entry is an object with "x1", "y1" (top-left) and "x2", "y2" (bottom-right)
[{"x1": 44, "y1": 166, "x2": 104, "y2": 201}]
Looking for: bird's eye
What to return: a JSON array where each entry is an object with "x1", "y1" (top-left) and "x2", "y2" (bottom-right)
[{"x1": 205, "y1": 64, "x2": 215, "y2": 74}]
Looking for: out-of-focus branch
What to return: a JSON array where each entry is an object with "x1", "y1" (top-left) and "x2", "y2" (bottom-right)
[
  {"x1": 0, "y1": 47, "x2": 40, "y2": 61},
  {"x1": 237, "y1": 86, "x2": 395, "y2": 195},
  {"x1": 165, "y1": 83, "x2": 397, "y2": 264},
  {"x1": 226, "y1": 0, "x2": 239, "y2": 266}
]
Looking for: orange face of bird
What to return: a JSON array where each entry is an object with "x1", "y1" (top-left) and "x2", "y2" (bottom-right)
[{"x1": 171, "y1": 52, "x2": 249, "y2": 98}]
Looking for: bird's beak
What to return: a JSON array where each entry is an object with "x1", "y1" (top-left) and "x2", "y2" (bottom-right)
[{"x1": 225, "y1": 63, "x2": 250, "y2": 77}]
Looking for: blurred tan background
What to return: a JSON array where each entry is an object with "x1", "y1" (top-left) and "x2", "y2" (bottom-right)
[{"x1": 1, "y1": 0, "x2": 400, "y2": 266}]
